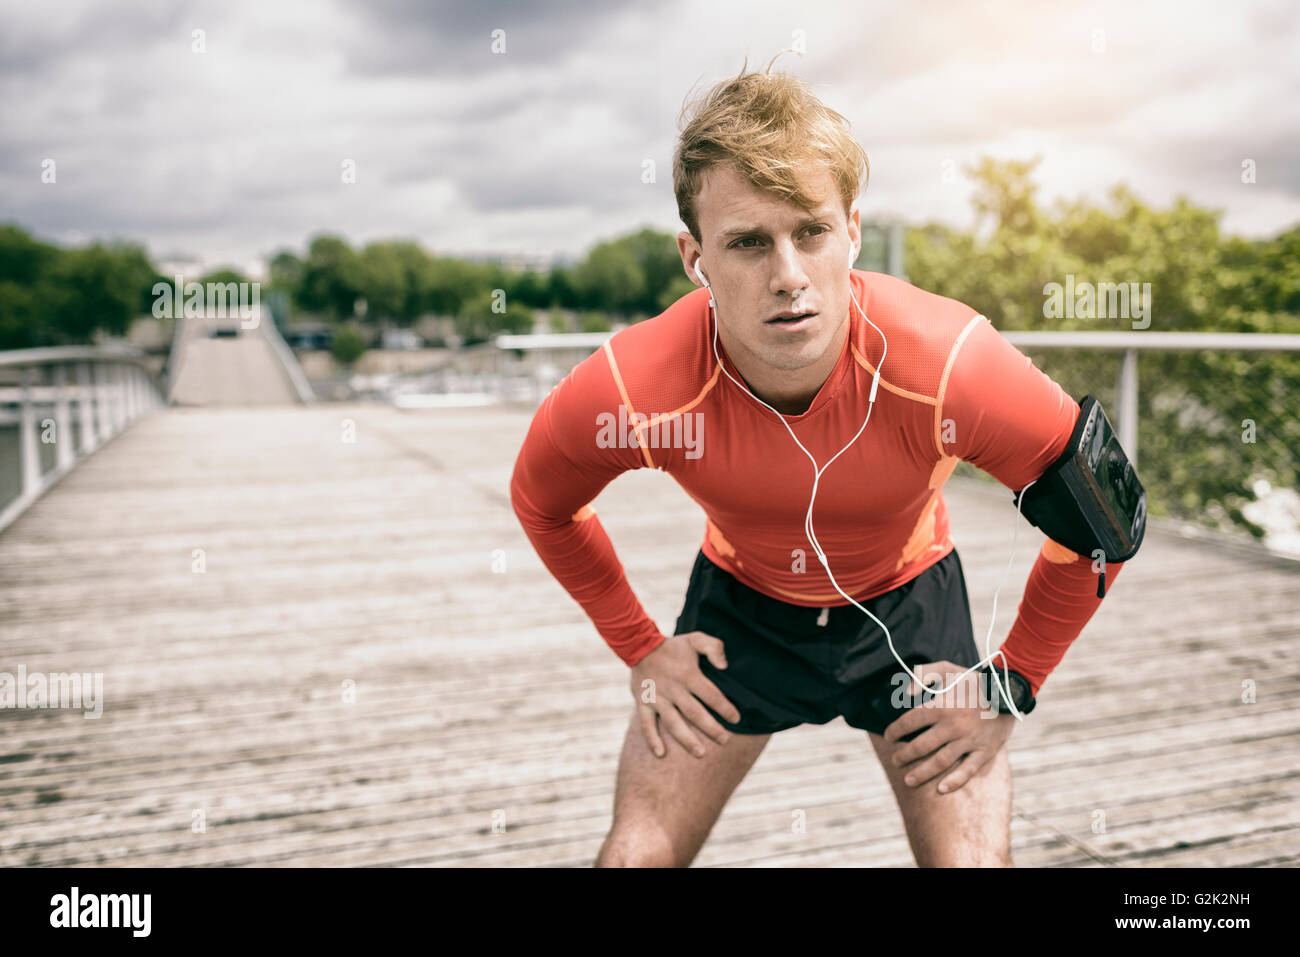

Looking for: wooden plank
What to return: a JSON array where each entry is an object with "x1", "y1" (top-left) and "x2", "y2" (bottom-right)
[{"x1": 1, "y1": 404, "x2": 1297, "y2": 867}]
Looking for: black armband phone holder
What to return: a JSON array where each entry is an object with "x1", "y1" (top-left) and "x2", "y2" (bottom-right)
[{"x1": 1012, "y1": 395, "x2": 1146, "y2": 596}]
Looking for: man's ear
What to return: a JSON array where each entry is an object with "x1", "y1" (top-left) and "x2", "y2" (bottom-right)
[
  {"x1": 848, "y1": 205, "x2": 862, "y2": 265},
  {"x1": 677, "y1": 230, "x2": 704, "y2": 285}
]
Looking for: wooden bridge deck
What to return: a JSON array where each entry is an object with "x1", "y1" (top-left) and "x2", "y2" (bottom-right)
[{"x1": 1, "y1": 403, "x2": 1297, "y2": 867}]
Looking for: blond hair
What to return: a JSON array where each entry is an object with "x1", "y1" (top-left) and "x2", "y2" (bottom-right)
[{"x1": 673, "y1": 53, "x2": 869, "y2": 243}]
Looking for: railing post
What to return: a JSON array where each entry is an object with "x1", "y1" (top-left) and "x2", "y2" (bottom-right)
[
  {"x1": 124, "y1": 364, "x2": 136, "y2": 422},
  {"x1": 113, "y1": 363, "x2": 127, "y2": 431},
  {"x1": 95, "y1": 362, "x2": 113, "y2": 441},
  {"x1": 19, "y1": 366, "x2": 41, "y2": 496},
  {"x1": 53, "y1": 363, "x2": 74, "y2": 470},
  {"x1": 1117, "y1": 347, "x2": 1139, "y2": 470},
  {"x1": 133, "y1": 366, "x2": 146, "y2": 414},
  {"x1": 122, "y1": 364, "x2": 133, "y2": 424},
  {"x1": 78, "y1": 362, "x2": 98, "y2": 453}
]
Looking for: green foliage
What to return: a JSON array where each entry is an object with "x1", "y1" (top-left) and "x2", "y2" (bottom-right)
[
  {"x1": 910, "y1": 158, "x2": 1300, "y2": 543},
  {"x1": 198, "y1": 267, "x2": 250, "y2": 289},
  {"x1": 329, "y1": 322, "x2": 368, "y2": 366},
  {"x1": 571, "y1": 227, "x2": 687, "y2": 317},
  {"x1": 658, "y1": 274, "x2": 699, "y2": 312},
  {"x1": 547, "y1": 307, "x2": 571, "y2": 333},
  {"x1": 0, "y1": 223, "x2": 693, "y2": 351},
  {"x1": 357, "y1": 242, "x2": 408, "y2": 320},
  {"x1": 547, "y1": 265, "x2": 578, "y2": 308},
  {"x1": 268, "y1": 249, "x2": 303, "y2": 292},
  {"x1": 297, "y1": 235, "x2": 363, "y2": 319},
  {"x1": 454, "y1": 289, "x2": 534, "y2": 344},
  {"x1": 505, "y1": 267, "x2": 549, "y2": 309},
  {"x1": 580, "y1": 311, "x2": 612, "y2": 333},
  {"x1": 0, "y1": 224, "x2": 155, "y2": 349},
  {"x1": 573, "y1": 238, "x2": 646, "y2": 314}
]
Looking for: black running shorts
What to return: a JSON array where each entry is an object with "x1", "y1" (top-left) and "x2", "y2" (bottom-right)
[{"x1": 673, "y1": 547, "x2": 982, "y2": 738}]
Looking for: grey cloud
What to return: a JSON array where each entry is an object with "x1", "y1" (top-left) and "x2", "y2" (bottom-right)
[
  {"x1": 341, "y1": 0, "x2": 672, "y2": 76},
  {"x1": 1, "y1": 0, "x2": 1297, "y2": 269}
]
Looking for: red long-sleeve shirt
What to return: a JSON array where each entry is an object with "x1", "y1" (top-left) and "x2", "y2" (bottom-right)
[{"x1": 509, "y1": 269, "x2": 1124, "y2": 697}]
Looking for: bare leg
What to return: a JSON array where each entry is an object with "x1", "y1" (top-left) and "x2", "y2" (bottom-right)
[
  {"x1": 868, "y1": 731, "x2": 1013, "y2": 867},
  {"x1": 595, "y1": 707, "x2": 770, "y2": 867}
]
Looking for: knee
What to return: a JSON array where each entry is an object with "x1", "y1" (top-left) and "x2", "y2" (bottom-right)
[{"x1": 595, "y1": 824, "x2": 686, "y2": 868}]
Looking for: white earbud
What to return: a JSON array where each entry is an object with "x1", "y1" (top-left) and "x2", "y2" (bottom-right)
[{"x1": 694, "y1": 258, "x2": 715, "y2": 309}]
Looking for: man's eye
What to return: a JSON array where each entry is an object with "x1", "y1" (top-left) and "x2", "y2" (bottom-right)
[
  {"x1": 732, "y1": 237, "x2": 760, "y2": 248},
  {"x1": 806, "y1": 225, "x2": 829, "y2": 238}
]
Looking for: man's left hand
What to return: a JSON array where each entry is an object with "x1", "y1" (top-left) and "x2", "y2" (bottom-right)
[{"x1": 881, "y1": 659, "x2": 1017, "y2": 795}]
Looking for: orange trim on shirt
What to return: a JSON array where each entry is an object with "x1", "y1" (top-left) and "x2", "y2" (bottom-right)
[
  {"x1": 934, "y1": 315, "x2": 985, "y2": 457},
  {"x1": 603, "y1": 341, "x2": 655, "y2": 469},
  {"x1": 896, "y1": 455, "x2": 960, "y2": 571},
  {"x1": 643, "y1": 363, "x2": 722, "y2": 430},
  {"x1": 1043, "y1": 538, "x2": 1081, "y2": 563},
  {"x1": 849, "y1": 344, "x2": 936, "y2": 406}
]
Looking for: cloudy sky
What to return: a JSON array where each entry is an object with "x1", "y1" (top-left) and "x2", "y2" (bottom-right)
[{"x1": 3, "y1": 0, "x2": 1298, "y2": 272}]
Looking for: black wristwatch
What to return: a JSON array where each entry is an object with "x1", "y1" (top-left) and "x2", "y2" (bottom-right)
[{"x1": 983, "y1": 666, "x2": 1036, "y2": 715}]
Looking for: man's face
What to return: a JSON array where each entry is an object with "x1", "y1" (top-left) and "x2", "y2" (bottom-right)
[{"x1": 680, "y1": 161, "x2": 860, "y2": 374}]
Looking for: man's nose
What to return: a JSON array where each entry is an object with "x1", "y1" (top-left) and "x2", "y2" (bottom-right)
[{"x1": 768, "y1": 241, "x2": 810, "y2": 297}]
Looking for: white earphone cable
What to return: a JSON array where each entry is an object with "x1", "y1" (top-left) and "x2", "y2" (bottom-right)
[{"x1": 701, "y1": 258, "x2": 1032, "y2": 720}]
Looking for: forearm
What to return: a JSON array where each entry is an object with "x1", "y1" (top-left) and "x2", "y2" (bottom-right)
[
  {"x1": 511, "y1": 484, "x2": 664, "y2": 666},
  {"x1": 996, "y1": 540, "x2": 1126, "y2": 698}
]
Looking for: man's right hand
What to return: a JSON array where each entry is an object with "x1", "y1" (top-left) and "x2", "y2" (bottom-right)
[{"x1": 629, "y1": 631, "x2": 742, "y2": 759}]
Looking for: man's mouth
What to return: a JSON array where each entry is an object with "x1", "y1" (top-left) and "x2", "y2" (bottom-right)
[{"x1": 766, "y1": 310, "x2": 818, "y2": 329}]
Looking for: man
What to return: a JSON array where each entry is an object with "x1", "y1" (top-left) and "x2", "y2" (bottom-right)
[{"x1": 509, "y1": 65, "x2": 1134, "y2": 867}]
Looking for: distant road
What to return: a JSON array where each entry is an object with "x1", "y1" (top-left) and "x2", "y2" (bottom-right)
[{"x1": 168, "y1": 316, "x2": 305, "y2": 406}]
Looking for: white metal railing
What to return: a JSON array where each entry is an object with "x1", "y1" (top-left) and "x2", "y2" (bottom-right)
[
  {"x1": 261, "y1": 310, "x2": 317, "y2": 403},
  {"x1": 496, "y1": 333, "x2": 615, "y2": 350},
  {"x1": 496, "y1": 329, "x2": 1300, "y2": 471},
  {"x1": 0, "y1": 346, "x2": 166, "y2": 534},
  {"x1": 1001, "y1": 331, "x2": 1300, "y2": 471}
]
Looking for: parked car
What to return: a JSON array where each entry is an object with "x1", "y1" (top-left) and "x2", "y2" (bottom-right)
[
  {"x1": 380, "y1": 329, "x2": 424, "y2": 350},
  {"x1": 285, "y1": 330, "x2": 333, "y2": 350}
]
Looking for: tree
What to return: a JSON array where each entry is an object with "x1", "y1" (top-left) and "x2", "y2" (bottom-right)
[
  {"x1": 0, "y1": 224, "x2": 58, "y2": 347},
  {"x1": 330, "y1": 323, "x2": 368, "y2": 366},
  {"x1": 569, "y1": 227, "x2": 686, "y2": 318},
  {"x1": 425, "y1": 256, "x2": 487, "y2": 318},
  {"x1": 580, "y1": 311, "x2": 611, "y2": 333},
  {"x1": 297, "y1": 235, "x2": 363, "y2": 319},
  {"x1": 546, "y1": 264, "x2": 579, "y2": 309},
  {"x1": 572, "y1": 238, "x2": 645, "y2": 315},
  {"x1": 907, "y1": 155, "x2": 1300, "y2": 544},
  {"x1": 505, "y1": 267, "x2": 548, "y2": 309},
  {"x1": 268, "y1": 250, "x2": 303, "y2": 292},
  {"x1": 657, "y1": 274, "x2": 698, "y2": 312},
  {"x1": 46, "y1": 242, "x2": 153, "y2": 342},
  {"x1": 967, "y1": 155, "x2": 1044, "y2": 235},
  {"x1": 455, "y1": 289, "x2": 534, "y2": 343},
  {"x1": 357, "y1": 241, "x2": 408, "y2": 321}
]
